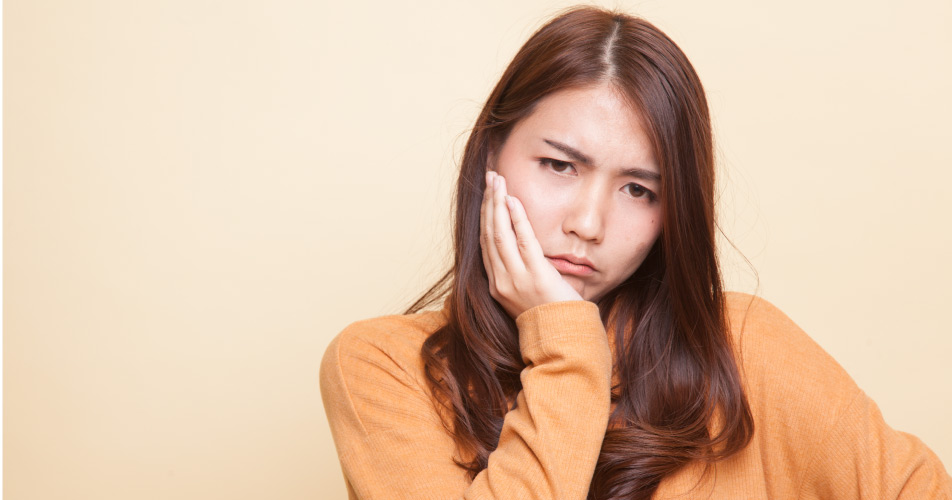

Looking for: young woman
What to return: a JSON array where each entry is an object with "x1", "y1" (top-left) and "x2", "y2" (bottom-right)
[{"x1": 321, "y1": 6, "x2": 951, "y2": 499}]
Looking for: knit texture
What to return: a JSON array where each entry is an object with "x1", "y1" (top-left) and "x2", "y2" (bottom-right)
[{"x1": 320, "y1": 293, "x2": 951, "y2": 499}]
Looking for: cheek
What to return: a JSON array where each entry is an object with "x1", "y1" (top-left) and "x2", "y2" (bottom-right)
[
  {"x1": 639, "y1": 209, "x2": 662, "y2": 238},
  {"x1": 647, "y1": 217, "x2": 661, "y2": 242},
  {"x1": 506, "y1": 177, "x2": 554, "y2": 230},
  {"x1": 515, "y1": 196, "x2": 550, "y2": 243},
  {"x1": 619, "y1": 213, "x2": 662, "y2": 263}
]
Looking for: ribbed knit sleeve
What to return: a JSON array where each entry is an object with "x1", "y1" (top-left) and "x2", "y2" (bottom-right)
[
  {"x1": 798, "y1": 390, "x2": 951, "y2": 499},
  {"x1": 724, "y1": 293, "x2": 952, "y2": 499},
  {"x1": 320, "y1": 300, "x2": 612, "y2": 500}
]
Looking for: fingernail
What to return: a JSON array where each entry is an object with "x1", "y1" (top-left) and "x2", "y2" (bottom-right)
[
  {"x1": 494, "y1": 176, "x2": 501, "y2": 189},
  {"x1": 506, "y1": 195, "x2": 515, "y2": 210}
]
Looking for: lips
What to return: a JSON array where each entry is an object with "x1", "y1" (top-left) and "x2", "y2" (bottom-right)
[
  {"x1": 546, "y1": 254, "x2": 596, "y2": 276},
  {"x1": 548, "y1": 253, "x2": 596, "y2": 269}
]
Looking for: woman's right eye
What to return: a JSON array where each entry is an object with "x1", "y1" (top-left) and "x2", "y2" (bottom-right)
[{"x1": 539, "y1": 158, "x2": 575, "y2": 174}]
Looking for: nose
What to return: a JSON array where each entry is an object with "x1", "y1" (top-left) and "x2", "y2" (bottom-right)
[{"x1": 561, "y1": 185, "x2": 606, "y2": 243}]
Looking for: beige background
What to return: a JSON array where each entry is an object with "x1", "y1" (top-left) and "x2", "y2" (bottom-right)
[{"x1": 4, "y1": 0, "x2": 950, "y2": 498}]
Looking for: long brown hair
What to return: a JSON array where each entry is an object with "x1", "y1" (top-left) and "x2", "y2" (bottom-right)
[{"x1": 406, "y1": 6, "x2": 754, "y2": 499}]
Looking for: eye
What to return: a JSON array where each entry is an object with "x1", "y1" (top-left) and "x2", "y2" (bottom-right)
[
  {"x1": 539, "y1": 158, "x2": 576, "y2": 175},
  {"x1": 623, "y1": 183, "x2": 658, "y2": 202}
]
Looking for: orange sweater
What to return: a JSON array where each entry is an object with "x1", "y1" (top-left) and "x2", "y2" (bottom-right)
[{"x1": 320, "y1": 293, "x2": 951, "y2": 499}]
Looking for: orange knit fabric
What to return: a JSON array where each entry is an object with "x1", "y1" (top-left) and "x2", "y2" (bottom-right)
[{"x1": 320, "y1": 293, "x2": 952, "y2": 499}]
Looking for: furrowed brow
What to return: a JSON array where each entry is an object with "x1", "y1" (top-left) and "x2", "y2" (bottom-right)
[
  {"x1": 544, "y1": 138, "x2": 660, "y2": 183},
  {"x1": 543, "y1": 139, "x2": 593, "y2": 165}
]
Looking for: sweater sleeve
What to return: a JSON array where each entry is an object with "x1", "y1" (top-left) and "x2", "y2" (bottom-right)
[
  {"x1": 727, "y1": 294, "x2": 952, "y2": 499},
  {"x1": 797, "y1": 389, "x2": 952, "y2": 499},
  {"x1": 320, "y1": 301, "x2": 612, "y2": 500}
]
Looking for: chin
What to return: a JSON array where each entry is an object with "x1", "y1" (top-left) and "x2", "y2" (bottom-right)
[{"x1": 570, "y1": 281, "x2": 599, "y2": 302}]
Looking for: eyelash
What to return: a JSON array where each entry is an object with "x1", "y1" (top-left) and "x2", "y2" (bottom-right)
[{"x1": 538, "y1": 158, "x2": 658, "y2": 203}]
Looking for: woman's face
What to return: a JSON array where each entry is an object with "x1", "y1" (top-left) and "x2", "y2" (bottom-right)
[{"x1": 490, "y1": 83, "x2": 663, "y2": 302}]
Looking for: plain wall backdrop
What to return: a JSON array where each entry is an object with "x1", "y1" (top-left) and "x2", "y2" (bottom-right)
[{"x1": 4, "y1": 0, "x2": 951, "y2": 498}]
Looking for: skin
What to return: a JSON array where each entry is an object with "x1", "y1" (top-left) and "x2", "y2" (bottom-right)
[{"x1": 480, "y1": 83, "x2": 663, "y2": 318}]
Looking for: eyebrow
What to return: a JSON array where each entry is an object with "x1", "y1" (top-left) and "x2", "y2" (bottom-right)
[{"x1": 543, "y1": 138, "x2": 661, "y2": 183}]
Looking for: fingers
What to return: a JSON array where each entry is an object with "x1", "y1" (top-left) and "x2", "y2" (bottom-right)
[
  {"x1": 480, "y1": 171, "x2": 583, "y2": 315},
  {"x1": 505, "y1": 194, "x2": 547, "y2": 275},
  {"x1": 492, "y1": 174, "x2": 528, "y2": 277},
  {"x1": 480, "y1": 171, "x2": 499, "y2": 293}
]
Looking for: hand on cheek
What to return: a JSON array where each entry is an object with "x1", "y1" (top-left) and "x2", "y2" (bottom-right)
[{"x1": 479, "y1": 171, "x2": 584, "y2": 319}]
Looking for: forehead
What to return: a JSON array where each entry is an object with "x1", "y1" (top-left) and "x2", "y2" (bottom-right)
[{"x1": 509, "y1": 84, "x2": 656, "y2": 169}]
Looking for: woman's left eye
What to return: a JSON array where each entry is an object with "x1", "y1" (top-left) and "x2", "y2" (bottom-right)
[
  {"x1": 623, "y1": 183, "x2": 657, "y2": 202},
  {"x1": 539, "y1": 158, "x2": 575, "y2": 174}
]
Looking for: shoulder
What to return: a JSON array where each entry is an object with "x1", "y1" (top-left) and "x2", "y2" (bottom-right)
[
  {"x1": 723, "y1": 291, "x2": 853, "y2": 384},
  {"x1": 322, "y1": 308, "x2": 446, "y2": 377},
  {"x1": 320, "y1": 308, "x2": 449, "y2": 436},
  {"x1": 724, "y1": 291, "x2": 809, "y2": 348},
  {"x1": 723, "y1": 291, "x2": 861, "y2": 427}
]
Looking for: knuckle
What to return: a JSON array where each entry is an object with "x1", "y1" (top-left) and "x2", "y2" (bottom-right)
[
  {"x1": 517, "y1": 236, "x2": 532, "y2": 252},
  {"x1": 493, "y1": 232, "x2": 506, "y2": 246}
]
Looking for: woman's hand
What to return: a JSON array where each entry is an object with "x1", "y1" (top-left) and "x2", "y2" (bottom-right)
[{"x1": 480, "y1": 170, "x2": 584, "y2": 319}]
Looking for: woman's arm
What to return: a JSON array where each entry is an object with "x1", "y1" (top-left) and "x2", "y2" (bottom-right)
[
  {"x1": 321, "y1": 171, "x2": 612, "y2": 499},
  {"x1": 320, "y1": 300, "x2": 612, "y2": 499},
  {"x1": 798, "y1": 390, "x2": 951, "y2": 499},
  {"x1": 727, "y1": 294, "x2": 952, "y2": 499}
]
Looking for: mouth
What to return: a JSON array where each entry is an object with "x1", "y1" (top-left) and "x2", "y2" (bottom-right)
[{"x1": 545, "y1": 254, "x2": 596, "y2": 277}]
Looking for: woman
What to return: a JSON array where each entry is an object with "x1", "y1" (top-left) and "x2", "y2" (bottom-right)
[{"x1": 321, "y1": 6, "x2": 951, "y2": 499}]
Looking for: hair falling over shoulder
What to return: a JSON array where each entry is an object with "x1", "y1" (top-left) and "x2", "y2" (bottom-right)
[{"x1": 406, "y1": 6, "x2": 754, "y2": 499}]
